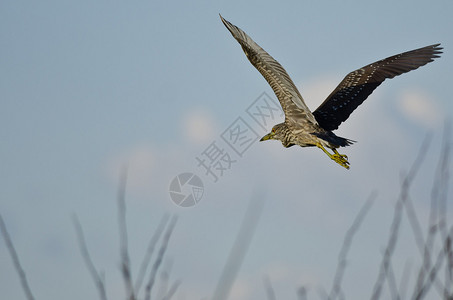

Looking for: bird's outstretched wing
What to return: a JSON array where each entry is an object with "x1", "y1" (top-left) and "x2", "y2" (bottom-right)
[
  {"x1": 313, "y1": 44, "x2": 442, "y2": 131},
  {"x1": 220, "y1": 15, "x2": 318, "y2": 126}
]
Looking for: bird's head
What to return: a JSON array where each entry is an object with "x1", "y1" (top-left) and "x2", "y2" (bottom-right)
[{"x1": 260, "y1": 123, "x2": 292, "y2": 146}]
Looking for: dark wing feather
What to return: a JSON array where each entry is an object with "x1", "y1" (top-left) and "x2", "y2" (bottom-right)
[
  {"x1": 220, "y1": 15, "x2": 318, "y2": 126},
  {"x1": 313, "y1": 44, "x2": 442, "y2": 131}
]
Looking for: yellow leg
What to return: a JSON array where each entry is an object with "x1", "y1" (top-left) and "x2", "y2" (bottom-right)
[{"x1": 316, "y1": 144, "x2": 350, "y2": 169}]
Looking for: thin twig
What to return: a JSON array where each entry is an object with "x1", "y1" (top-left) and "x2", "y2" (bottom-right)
[
  {"x1": 444, "y1": 227, "x2": 453, "y2": 299},
  {"x1": 263, "y1": 275, "x2": 276, "y2": 300},
  {"x1": 435, "y1": 123, "x2": 452, "y2": 299},
  {"x1": 370, "y1": 135, "x2": 431, "y2": 300},
  {"x1": 413, "y1": 236, "x2": 447, "y2": 300},
  {"x1": 404, "y1": 191, "x2": 445, "y2": 297},
  {"x1": 398, "y1": 260, "x2": 412, "y2": 300},
  {"x1": 402, "y1": 192, "x2": 438, "y2": 290},
  {"x1": 297, "y1": 287, "x2": 307, "y2": 300},
  {"x1": 211, "y1": 194, "x2": 265, "y2": 300},
  {"x1": 328, "y1": 192, "x2": 375, "y2": 300},
  {"x1": 135, "y1": 214, "x2": 170, "y2": 295},
  {"x1": 144, "y1": 215, "x2": 178, "y2": 300},
  {"x1": 72, "y1": 214, "x2": 108, "y2": 300},
  {"x1": 156, "y1": 258, "x2": 173, "y2": 299},
  {"x1": 410, "y1": 125, "x2": 452, "y2": 299},
  {"x1": 385, "y1": 257, "x2": 401, "y2": 300},
  {"x1": 436, "y1": 122, "x2": 451, "y2": 243},
  {"x1": 371, "y1": 187, "x2": 403, "y2": 300},
  {"x1": 0, "y1": 214, "x2": 36, "y2": 300},
  {"x1": 117, "y1": 165, "x2": 135, "y2": 300},
  {"x1": 162, "y1": 279, "x2": 181, "y2": 300}
]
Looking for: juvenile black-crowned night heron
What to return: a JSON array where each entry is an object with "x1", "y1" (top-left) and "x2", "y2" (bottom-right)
[{"x1": 220, "y1": 15, "x2": 442, "y2": 169}]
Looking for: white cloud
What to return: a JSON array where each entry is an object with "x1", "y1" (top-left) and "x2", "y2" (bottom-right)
[
  {"x1": 398, "y1": 88, "x2": 443, "y2": 129},
  {"x1": 182, "y1": 109, "x2": 217, "y2": 145}
]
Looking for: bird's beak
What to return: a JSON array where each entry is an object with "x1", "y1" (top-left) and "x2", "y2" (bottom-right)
[{"x1": 260, "y1": 133, "x2": 272, "y2": 141}]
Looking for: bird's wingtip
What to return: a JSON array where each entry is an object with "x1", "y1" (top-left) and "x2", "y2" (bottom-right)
[
  {"x1": 431, "y1": 43, "x2": 443, "y2": 53},
  {"x1": 219, "y1": 14, "x2": 233, "y2": 32},
  {"x1": 432, "y1": 43, "x2": 443, "y2": 57},
  {"x1": 219, "y1": 14, "x2": 230, "y2": 28}
]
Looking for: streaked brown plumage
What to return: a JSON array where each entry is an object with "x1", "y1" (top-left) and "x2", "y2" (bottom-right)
[{"x1": 220, "y1": 15, "x2": 442, "y2": 169}]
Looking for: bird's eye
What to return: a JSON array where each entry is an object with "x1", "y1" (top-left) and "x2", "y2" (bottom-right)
[{"x1": 271, "y1": 128, "x2": 275, "y2": 133}]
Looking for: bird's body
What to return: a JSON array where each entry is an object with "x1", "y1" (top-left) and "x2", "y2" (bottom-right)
[{"x1": 220, "y1": 15, "x2": 442, "y2": 169}]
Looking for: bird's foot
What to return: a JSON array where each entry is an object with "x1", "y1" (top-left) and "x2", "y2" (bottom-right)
[
  {"x1": 331, "y1": 152, "x2": 350, "y2": 169},
  {"x1": 316, "y1": 144, "x2": 350, "y2": 170}
]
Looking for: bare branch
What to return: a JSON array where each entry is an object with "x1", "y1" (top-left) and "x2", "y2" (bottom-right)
[
  {"x1": 398, "y1": 260, "x2": 412, "y2": 300},
  {"x1": 435, "y1": 122, "x2": 451, "y2": 243},
  {"x1": 263, "y1": 275, "x2": 276, "y2": 300},
  {"x1": 370, "y1": 135, "x2": 431, "y2": 300},
  {"x1": 413, "y1": 236, "x2": 447, "y2": 300},
  {"x1": 328, "y1": 192, "x2": 375, "y2": 300},
  {"x1": 412, "y1": 227, "x2": 453, "y2": 300},
  {"x1": 385, "y1": 257, "x2": 401, "y2": 300},
  {"x1": 144, "y1": 215, "x2": 178, "y2": 300},
  {"x1": 337, "y1": 289, "x2": 345, "y2": 300},
  {"x1": 211, "y1": 194, "x2": 265, "y2": 300},
  {"x1": 72, "y1": 214, "x2": 108, "y2": 300},
  {"x1": 162, "y1": 279, "x2": 181, "y2": 300},
  {"x1": 408, "y1": 125, "x2": 452, "y2": 299},
  {"x1": 135, "y1": 214, "x2": 170, "y2": 295},
  {"x1": 404, "y1": 191, "x2": 445, "y2": 297},
  {"x1": 297, "y1": 286, "x2": 307, "y2": 300},
  {"x1": 434, "y1": 123, "x2": 452, "y2": 298},
  {"x1": 402, "y1": 191, "x2": 436, "y2": 288},
  {"x1": 0, "y1": 214, "x2": 36, "y2": 300},
  {"x1": 117, "y1": 165, "x2": 135, "y2": 300},
  {"x1": 155, "y1": 258, "x2": 172, "y2": 299},
  {"x1": 444, "y1": 227, "x2": 453, "y2": 299}
]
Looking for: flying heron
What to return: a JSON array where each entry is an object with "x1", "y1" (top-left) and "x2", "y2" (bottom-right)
[{"x1": 220, "y1": 15, "x2": 442, "y2": 169}]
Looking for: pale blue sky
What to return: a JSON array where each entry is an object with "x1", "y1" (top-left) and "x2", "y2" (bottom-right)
[{"x1": 1, "y1": 0, "x2": 453, "y2": 299}]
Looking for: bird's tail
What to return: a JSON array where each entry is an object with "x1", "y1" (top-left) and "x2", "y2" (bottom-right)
[{"x1": 312, "y1": 132, "x2": 355, "y2": 147}]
